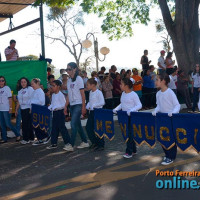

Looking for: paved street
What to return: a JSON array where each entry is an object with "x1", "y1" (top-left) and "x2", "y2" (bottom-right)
[{"x1": 0, "y1": 122, "x2": 200, "y2": 200}]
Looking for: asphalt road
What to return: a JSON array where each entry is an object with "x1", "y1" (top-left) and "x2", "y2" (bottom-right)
[{"x1": 0, "y1": 122, "x2": 200, "y2": 200}]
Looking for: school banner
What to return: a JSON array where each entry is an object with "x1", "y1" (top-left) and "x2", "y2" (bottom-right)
[
  {"x1": 131, "y1": 112, "x2": 156, "y2": 148},
  {"x1": 0, "y1": 60, "x2": 47, "y2": 94},
  {"x1": 117, "y1": 111, "x2": 129, "y2": 143},
  {"x1": 172, "y1": 114, "x2": 200, "y2": 152},
  {"x1": 156, "y1": 113, "x2": 176, "y2": 150},
  {"x1": 31, "y1": 104, "x2": 51, "y2": 133},
  {"x1": 94, "y1": 109, "x2": 114, "y2": 140}
]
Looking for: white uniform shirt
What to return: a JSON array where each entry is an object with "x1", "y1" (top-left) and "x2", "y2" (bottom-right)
[
  {"x1": 114, "y1": 91, "x2": 142, "y2": 112},
  {"x1": 155, "y1": 88, "x2": 180, "y2": 113},
  {"x1": 158, "y1": 56, "x2": 166, "y2": 69},
  {"x1": 31, "y1": 88, "x2": 45, "y2": 106},
  {"x1": 168, "y1": 75, "x2": 177, "y2": 90},
  {"x1": 48, "y1": 91, "x2": 66, "y2": 111},
  {"x1": 67, "y1": 76, "x2": 84, "y2": 106},
  {"x1": 192, "y1": 73, "x2": 200, "y2": 88},
  {"x1": 0, "y1": 86, "x2": 12, "y2": 111},
  {"x1": 18, "y1": 87, "x2": 34, "y2": 109},
  {"x1": 130, "y1": 78, "x2": 135, "y2": 84},
  {"x1": 86, "y1": 89, "x2": 105, "y2": 110}
]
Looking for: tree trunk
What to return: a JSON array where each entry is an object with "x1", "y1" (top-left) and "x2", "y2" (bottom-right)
[{"x1": 158, "y1": 0, "x2": 200, "y2": 73}]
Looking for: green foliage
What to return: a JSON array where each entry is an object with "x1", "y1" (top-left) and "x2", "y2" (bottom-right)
[
  {"x1": 34, "y1": 0, "x2": 75, "y2": 7},
  {"x1": 35, "y1": 0, "x2": 176, "y2": 41},
  {"x1": 81, "y1": 0, "x2": 151, "y2": 40}
]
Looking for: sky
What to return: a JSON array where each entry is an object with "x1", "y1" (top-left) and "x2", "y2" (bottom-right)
[{"x1": 0, "y1": 4, "x2": 165, "y2": 75}]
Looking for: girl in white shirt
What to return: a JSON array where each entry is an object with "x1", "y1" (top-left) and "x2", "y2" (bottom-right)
[
  {"x1": 47, "y1": 80, "x2": 72, "y2": 150},
  {"x1": 86, "y1": 78, "x2": 105, "y2": 151},
  {"x1": 113, "y1": 78, "x2": 142, "y2": 159},
  {"x1": 16, "y1": 77, "x2": 34, "y2": 145},
  {"x1": 152, "y1": 73, "x2": 180, "y2": 166},
  {"x1": 31, "y1": 78, "x2": 49, "y2": 146},
  {"x1": 0, "y1": 76, "x2": 20, "y2": 143}
]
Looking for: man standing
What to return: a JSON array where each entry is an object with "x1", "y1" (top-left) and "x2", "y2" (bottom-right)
[
  {"x1": 110, "y1": 65, "x2": 117, "y2": 80},
  {"x1": 5, "y1": 40, "x2": 19, "y2": 61},
  {"x1": 140, "y1": 50, "x2": 151, "y2": 74},
  {"x1": 157, "y1": 50, "x2": 166, "y2": 74}
]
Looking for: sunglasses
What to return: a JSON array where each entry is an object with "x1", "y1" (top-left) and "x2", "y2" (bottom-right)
[
  {"x1": 0, "y1": 80, "x2": 5, "y2": 82},
  {"x1": 66, "y1": 68, "x2": 72, "y2": 71}
]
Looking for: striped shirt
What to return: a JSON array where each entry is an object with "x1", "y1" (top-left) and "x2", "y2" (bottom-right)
[{"x1": 5, "y1": 47, "x2": 19, "y2": 61}]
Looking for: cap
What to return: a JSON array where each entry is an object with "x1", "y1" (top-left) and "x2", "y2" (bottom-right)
[{"x1": 160, "y1": 50, "x2": 166, "y2": 54}]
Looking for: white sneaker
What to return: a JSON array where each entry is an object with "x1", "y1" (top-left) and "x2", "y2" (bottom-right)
[
  {"x1": 30, "y1": 140, "x2": 35, "y2": 143},
  {"x1": 20, "y1": 140, "x2": 30, "y2": 145},
  {"x1": 63, "y1": 144, "x2": 74, "y2": 152},
  {"x1": 77, "y1": 142, "x2": 89, "y2": 149},
  {"x1": 123, "y1": 153, "x2": 133, "y2": 159}
]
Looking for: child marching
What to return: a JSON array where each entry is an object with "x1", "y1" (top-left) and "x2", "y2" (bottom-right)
[
  {"x1": 152, "y1": 73, "x2": 180, "y2": 165},
  {"x1": 86, "y1": 78, "x2": 105, "y2": 151},
  {"x1": 16, "y1": 77, "x2": 34, "y2": 144},
  {"x1": 47, "y1": 80, "x2": 72, "y2": 150},
  {"x1": 0, "y1": 76, "x2": 20, "y2": 143},
  {"x1": 113, "y1": 78, "x2": 142, "y2": 159},
  {"x1": 31, "y1": 78, "x2": 50, "y2": 145}
]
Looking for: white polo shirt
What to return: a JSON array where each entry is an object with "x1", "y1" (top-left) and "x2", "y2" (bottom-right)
[
  {"x1": 18, "y1": 86, "x2": 34, "y2": 109},
  {"x1": 192, "y1": 73, "x2": 200, "y2": 88},
  {"x1": 0, "y1": 86, "x2": 12, "y2": 111},
  {"x1": 67, "y1": 76, "x2": 84, "y2": 106}
]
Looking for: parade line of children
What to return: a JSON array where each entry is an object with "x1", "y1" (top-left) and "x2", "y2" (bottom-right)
[{"x1": 0, "y1": 62, "x2": 200, "y2": 166}]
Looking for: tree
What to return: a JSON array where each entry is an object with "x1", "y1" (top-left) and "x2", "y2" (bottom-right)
[
  {"x1": 155, "y1": 17, "x2": 174, "y2": 53},
  {"x1": 36, "y1": 0, "x2": 200, "y2": 72},
  {"x1": 46, "y1": 7, "x2": 86, "y2": 67}
]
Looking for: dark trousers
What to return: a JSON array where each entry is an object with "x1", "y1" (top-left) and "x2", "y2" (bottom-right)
[
  {"x1": 166, "y1": 68, "x2": 174, "y2": 75},
  {"x1": 21, "y1": 108, "x2": 34, "y2": 141},
  {"x1": 162, "y1": 145, "x2": 177, "y2": 160},
  {"x1": 86, "y1": 111, "x2": 105, "y2": 147},
  {"x1": 178, "y1": 88, "x2": 192, "y2": 108},
  {"x1": 192, "y1": 87, "x2": 200, "y2": 111},
  {"x1": 34, "y1": 127, "x2": 48, "y2": 141},
  {"x1": 126, "y1": 119, "x2": 137, "y2": 155},
  {"x1": 142, "y1": 87, "x2": 154, "y2": 108},
  {"x1": 113, "y1": 94, "x2": 121, "y2": 108},
  {"x1": 104, "y1": 98, "x2": 113, "y2": 109},
  {"x1": 51, "y1": 109, "x2": 71, "y2": 145}
]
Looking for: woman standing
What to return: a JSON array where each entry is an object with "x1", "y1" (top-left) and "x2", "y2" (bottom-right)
[
  {"x1": 113, "y1": 73, "x2": 122, "y2": 107},
  {"x1": 16, "y1": 77, "x2": 34, "y2": 145},
  {"x1": 0, "y1": 76, "x2": 20, "y2": 143},
  {"x1": 64, "y1": 62, "x2": 89, "y2": 151},
  {"x1": 177, "y1": 70, "x2": 192, "y2": 109},
  {"x1": 191, "y1": 64, "x2": 200, "y2": 112},
  {"x1": 165, "y1": 52, "x2": 175, "y2": 75},
  {"x1": 31, "y1": 78, "x2": 50, "y2": 145},
  {"x1": 102, "y1": 75, "x2": 113, "y2": 109}
]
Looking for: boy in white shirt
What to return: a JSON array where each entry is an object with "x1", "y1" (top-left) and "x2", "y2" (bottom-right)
[{"x1": 86, "y1": 78, "x2": 105, "y2": 151}]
